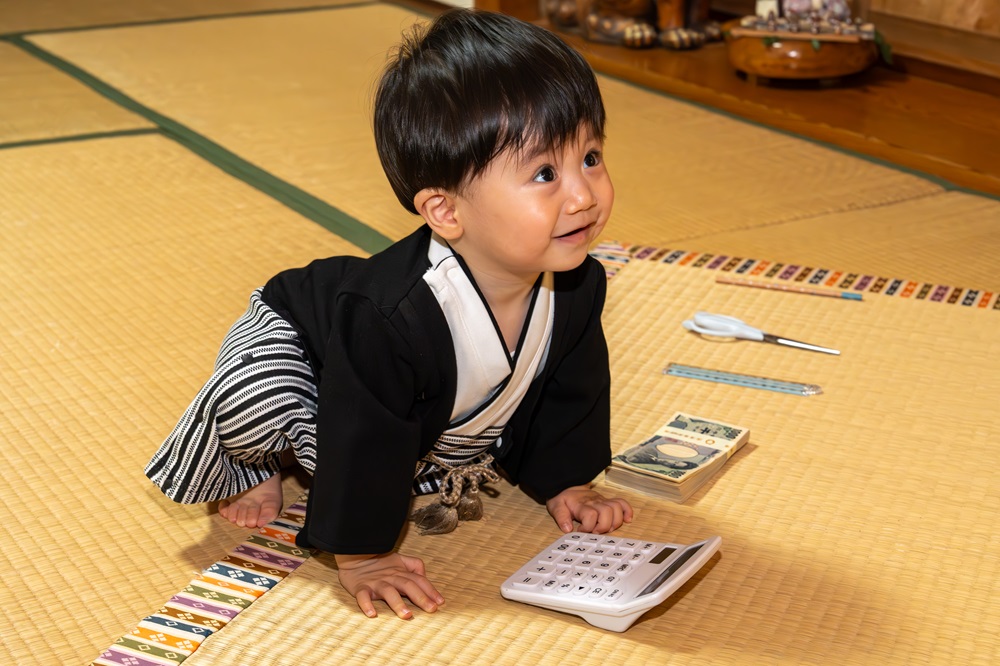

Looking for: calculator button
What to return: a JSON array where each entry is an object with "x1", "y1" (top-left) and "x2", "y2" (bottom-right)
[
  {"x1": 615, "y1": 563, "x2": 635, "y2": 576},
  {"x1": 640, "y1": 542, "x2": 656, "y2": 553},
  {"x1": 591, "y1": 547, "x2": 608, "y2": 556},
  {"x1": 554, "y1": 543, "x2": 572, "y2": 551},
  {"x1": 554, "y1": 568, "x2": 573, "y2": 579},
  {"x1": 532, "y1": 564, "x2": 554, "y2": 575},
  {"x1": 559, "y1": 556, "x2": 578, "y2": 565},
  {"x1": 572, "y1": 585, "x2": 590, "y2": 596},
  {"x1": 578, "y1": 558, "x2": 597, "y2": 568},
  {"x1": 596, "y1": 562, "x2": 613, "y2": 570},
  {"x1": 542, "y1": 579, "x2": 559, "y2": 591},
  {"x1": 571, "y1": 544, "x2": 592, "y2": 554},
  {"x1": 603, "y1": 574, "x2": 619, "y2": 585},
  {"x1": 586, "y1": 573, "x2": 602, "y2": 582},
  {"x1": 570, "y1": 571, "x2": 587, "y2": 580},
  {"x1": 601, "y1": 537, "x2": 619, "y2": 546},
  {"x1": 621, "y1": 540, "x2": 640, "y2": 549},
  {"x1": 584, "y1": 535, "x2": 602, "y2": 543},
  {"x1": 556, "y1": 582, "x2": 574, "y2": 593},
  {"x1": 513, "y1": 575, "x2": 542, "y2": 589},
  {"x1": 588, "y1": 587, "x2": 609, "y2": 599},
  {"x1": 567, "y1": 534, "x2": 584, "y2": 541},
  {"x1": 606, "y1": 588, "x2": 625, "y2": 601},
  {"x1": 629, "y1": 553, "x2": 645, "y2": 563}
]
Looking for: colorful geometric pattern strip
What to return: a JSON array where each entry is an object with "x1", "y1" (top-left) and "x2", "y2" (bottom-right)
[
  {"x1": 92, "y1": 498, "x2": 311, "y2": 666},
  {"x1": 591, "y1": 242, "x2": 1000, "y2": 310}
]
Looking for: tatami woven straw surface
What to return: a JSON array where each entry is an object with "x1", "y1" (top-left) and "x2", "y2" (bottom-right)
[
  {"x1": 2, "y1": 2, "x2": 999, "y2": 665},
  {"x1": 0, "y1": 135, "x2": 361, "y2": 665},
  {"x1": 0, "y1": 42, "x2": 150, "y2": 145},
  {"x1": 123, "y1": 258, "x2": 1000, "y2": 666},
  {"x1": 666, "y1": 189, "x2": 1000, "y2": 291},
  {"x1": 0, "y1": 0, "x2": 364, "y2": 34},
  {"x1": 27, "y1": 4, "x2": 428, "y2": 246},
  {"x1": 29, "y1": 3, "x2": 996, "y2": 286},
  {"x1": 598, "y1": 75, "x2": 943, "y2": 242},
  {"x1": 600, "y1": 260, "x2": 1000, "y2": 665}
]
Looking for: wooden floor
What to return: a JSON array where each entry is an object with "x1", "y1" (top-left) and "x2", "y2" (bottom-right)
[{"x1": 546, "y1": 28, "x2": 1000, "y2": 198}]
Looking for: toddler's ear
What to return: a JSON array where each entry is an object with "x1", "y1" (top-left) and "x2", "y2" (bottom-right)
[{"x1": 414, "y1": 188, "x2": 462, "y2": 241}]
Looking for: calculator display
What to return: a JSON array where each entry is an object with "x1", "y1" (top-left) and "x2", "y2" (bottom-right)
[
  {"x1": 649, "y1": 546, "x2": 677, "y2": 564},
  {"x1": 637, "y1": 544, "x2": 703, "y2": 597}
]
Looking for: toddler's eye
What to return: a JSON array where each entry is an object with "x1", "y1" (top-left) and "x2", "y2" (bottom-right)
[
  {"x1": 583, "y1": 151, "x2": 601, "y2": 168},
  {"x1": 533, "y1": 166, "x2": 556, "y2": 183}
]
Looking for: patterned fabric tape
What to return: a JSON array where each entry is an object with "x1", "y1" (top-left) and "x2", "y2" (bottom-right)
[
  {"x1": 591, "y1": 242, "x2": 1000, "y2": 310},
  {"x1": 91, "y1": 499, "x2": 311, "y2": 666}
]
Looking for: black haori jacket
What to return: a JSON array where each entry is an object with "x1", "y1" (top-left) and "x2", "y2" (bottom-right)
[{"x1": 261, "y1": 225, "x2": 611, "y2": 554}]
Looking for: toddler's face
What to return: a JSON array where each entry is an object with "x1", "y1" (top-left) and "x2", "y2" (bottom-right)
[{"x1": 451, "y1": 126, "x2": 614, "y2": 283}]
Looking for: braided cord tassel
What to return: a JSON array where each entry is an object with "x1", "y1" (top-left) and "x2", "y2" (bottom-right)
[{"x1": 410, "y1": 455, "x2": 500, "y2": 535}]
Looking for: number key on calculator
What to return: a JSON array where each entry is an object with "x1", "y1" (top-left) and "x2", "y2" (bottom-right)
[{"x1": 500, "y1": 532, "x2": 721, "y2": 632}]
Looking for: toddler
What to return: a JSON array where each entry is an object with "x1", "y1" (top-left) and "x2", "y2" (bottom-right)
[{"x1": 146, "y1": 8, "x2": 633, "y2": 620}]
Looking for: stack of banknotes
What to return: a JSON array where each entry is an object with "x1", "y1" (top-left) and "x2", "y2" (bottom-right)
[{"x1": 605, "y1": 412, "x2": 750, "y2": 502}]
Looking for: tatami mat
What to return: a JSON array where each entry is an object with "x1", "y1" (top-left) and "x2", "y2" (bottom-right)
[
  {"x1": 0, "y1": 135, "x2": 359, "y2": 665},
  {"x1": 599, "y1": 75, "x2": 944, "y2": 242},
  {"x1": 120, "y1": 257, "x2": 999, "y2": 666},
  {"x1": 659, "y1": 189, "x2": 1000, "y2": 292},
  {"x1": 3, "y1": 2, "x2": 999, "y2": 665},
  {"x1": 601, "y1": 260, "x2": 999, "y2": 665},
  {"x1": 0, "y1": 0, "x2": 367, "y2": 35},
  {"x1": 26, "y1": 4, "x2": 966, "y2": 267},
  {"x1": 0, "y1": 42, "x2": 150, "y2": 145},
  {"x1": 27, "y1": 4, "x2": 427, "y2": 246}
]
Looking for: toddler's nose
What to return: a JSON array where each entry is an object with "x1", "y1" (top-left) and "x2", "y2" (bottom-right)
[{"x1": 566, "y1": 174, "x2": 597, "y2": 213}]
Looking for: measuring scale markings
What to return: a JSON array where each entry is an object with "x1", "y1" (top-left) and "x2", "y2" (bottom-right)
[{"x1": 663, "y1": 363, "x2": 822, "y2": 396}]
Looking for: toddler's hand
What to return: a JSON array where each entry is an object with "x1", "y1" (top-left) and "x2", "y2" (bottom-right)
[
  {"x1": 546, "y1": 484, "x2": 634, "y2": 534},
  {"x1": 335, "y1": 552, "x2": 445, "y2": 619}
]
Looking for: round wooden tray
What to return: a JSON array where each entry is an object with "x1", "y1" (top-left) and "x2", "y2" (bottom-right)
[{"x1": 724, "y1": 21, "x2": 878, "y2": 82}]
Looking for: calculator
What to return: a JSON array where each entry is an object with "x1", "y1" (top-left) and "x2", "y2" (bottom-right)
[{"x1": 500, "y1": 532, "x2": 721, "y2": 632}]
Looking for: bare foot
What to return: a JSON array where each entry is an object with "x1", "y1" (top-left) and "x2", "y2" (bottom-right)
[{"x1": 218, "y1": 473, "x2": 283, "y2": 528}]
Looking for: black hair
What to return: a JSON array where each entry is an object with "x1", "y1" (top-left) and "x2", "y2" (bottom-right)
[{"x1": 374, "y1": 9, "x2": 606, "y2": 214}]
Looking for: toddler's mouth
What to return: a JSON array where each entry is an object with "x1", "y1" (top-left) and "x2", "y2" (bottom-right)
[{"x1": 555, "y1": 222, "x2": 595, "y2": 239}]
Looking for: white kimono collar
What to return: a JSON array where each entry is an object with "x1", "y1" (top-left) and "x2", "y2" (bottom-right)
[{"x1": 423, "y1": 232, "x2": 553, "y2": 427}]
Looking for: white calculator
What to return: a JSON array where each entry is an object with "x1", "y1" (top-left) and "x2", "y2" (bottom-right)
[{"x1": 500, "y1": 532, "x2": 721, "y2": 632}]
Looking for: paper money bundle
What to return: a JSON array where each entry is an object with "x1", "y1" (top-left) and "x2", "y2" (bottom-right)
[{"x1": 605, "y1": 412, "x2": 750, "y2": 502}]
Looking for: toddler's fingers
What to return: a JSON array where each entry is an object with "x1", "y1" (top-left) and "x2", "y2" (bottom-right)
[
  {"x1": 401, "y1": 557, "x2": 445, "y2": 605},
  {"x1": 398, "y1": 577, "x2": 442, "y2": 613},
  {"x1": 412, "y1": 574, "x2": 445, "y2": 606},
  {"x1": 378, "y1": 586, "x2": 414, "y2": 620},
  {"x1": 355, "y1": 589, "x2": 379, "y2": 618},
  {"x1": 550, "y1": 502, "x2": 574, "y2": 533},
  {"x1": 399, "y1": 554, "x2": 427, "y2": 577},
  {"x1": 576, "y1": 505, "x2": 599, "y2": 533},
  {"x1": 619, "y1": 498, "x2": 635, "y2": 523},
  {"x1": 592, "y1": 502, "x2": 620, "y2": 534},
  {"x1": 610, "y1": 501, "x2": 626, "y2": 530}
]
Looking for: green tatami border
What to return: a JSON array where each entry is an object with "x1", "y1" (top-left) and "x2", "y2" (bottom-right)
[
  {"x1": 0, "y1": 128, "x2": 159, "y2": 151},
  {"x1": 0, "y1": 1, "x2": 377, "y2": 39},
  {"x1": 4, "y1": 34, "x2": 392, "y2": 255}
]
